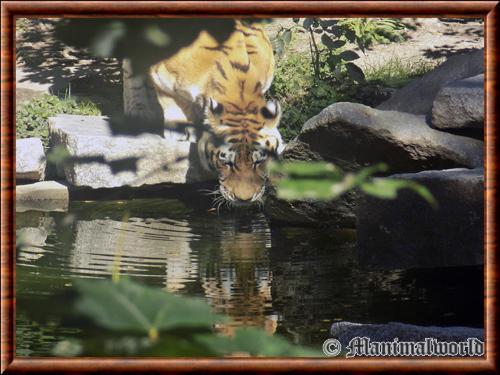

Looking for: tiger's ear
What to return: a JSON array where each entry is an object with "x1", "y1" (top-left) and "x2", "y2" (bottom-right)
[{"x1": 261, "y1": 100, "x2": 281, "y2": 127}]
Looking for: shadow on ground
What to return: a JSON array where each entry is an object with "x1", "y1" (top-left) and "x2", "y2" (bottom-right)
[
  {"x1": 16, "y1": 19, "x2": 123, "y2": 115},
  {"x1": 422, "y1": 46, "x2": 482, "y2": 60}
]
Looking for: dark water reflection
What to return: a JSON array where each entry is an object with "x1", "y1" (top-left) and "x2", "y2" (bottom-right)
[{"x1": 16, "y1": 198, "x2": 483, "y2": 356}]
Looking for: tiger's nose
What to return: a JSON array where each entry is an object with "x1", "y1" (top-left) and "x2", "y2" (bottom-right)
[
  {"x1": 234, "y1": 197, "x2": 253, "y2": 206},
  {"x1": 232, "y1": 188, "x2": 254, "y2": 202}
]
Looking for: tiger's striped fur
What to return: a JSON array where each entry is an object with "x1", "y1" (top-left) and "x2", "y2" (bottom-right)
[{"x1": 124, "y1": 20, "x2": 283, "y2": 205}]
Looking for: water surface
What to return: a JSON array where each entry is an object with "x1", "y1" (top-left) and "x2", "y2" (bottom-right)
[{"x1": 16, "y1": 198, "x2": 484, "y2": 356}]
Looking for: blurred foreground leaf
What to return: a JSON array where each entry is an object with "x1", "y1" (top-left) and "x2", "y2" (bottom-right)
[
  {"x1": 270, "y1": 161, "x2": 436, "y2": 208},
  {"x1": 197, "y1": 328, "x2": 321, "y2": 357},
  {"x1": 54, "y1": 19, "x2": 237, "y2": 73},
  {"x1": 74, "y1": 277, "x2": 227, "y2": 338},
  {"x1": 360, "y1": 178, "x2": 438, "y2": 208},
  {"x1": 70, "y1": 277, "x2": 320, "y2": 357}
]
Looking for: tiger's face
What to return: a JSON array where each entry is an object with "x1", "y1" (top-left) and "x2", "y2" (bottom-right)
[{"x1": 198, "y1": 96, "x2": 283, "y2": 206}]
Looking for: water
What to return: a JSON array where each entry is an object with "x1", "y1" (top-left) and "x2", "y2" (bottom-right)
[{"x1": 16, "y1": 198, "x2": 483, "y2": 356}]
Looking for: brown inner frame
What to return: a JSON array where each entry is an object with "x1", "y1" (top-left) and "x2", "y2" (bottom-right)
[{"x1": 1, "y1": 1, "x2": 497, "y2": 373}]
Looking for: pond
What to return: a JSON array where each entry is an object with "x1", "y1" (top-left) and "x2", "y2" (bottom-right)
[{"x1": 16, "y1": 198, "x2": 484, "y2": 356}]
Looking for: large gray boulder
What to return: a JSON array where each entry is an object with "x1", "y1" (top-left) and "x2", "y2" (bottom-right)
[
  {"x1": 356, "y1": 168, "x2": 483, "y2": 270},
  {"x1": 377, "y1": 49, "x2": 484, "y2": 115},
  {"x1": 16, "y1": 137, "x2": 46, "y2": 181},
  {"x1": 49, "y1": 115, "x2": 213, "y2": 188},
  {"x1": 432, "y1": 74, "x2": 484, "y2": 130},
  {"x1": 284, "y1": 102, "x2": 483, "y2": 173},
  {"x1": 331, "y1": 321, "x2": 484, "y2": 347}
]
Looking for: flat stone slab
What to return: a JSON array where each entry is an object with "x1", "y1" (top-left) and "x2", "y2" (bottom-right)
[
  {"x1": 377, "y1": 49, "x2": 484, "y2": 115},
  {"x1": 49, "y1": 115, "x2": 212, "y2": 188},
  {"x1": 356, "y1": 168, "x2": 483, "y2": 270},
  {"x1": 69, "y1": 218, "x2": 194, "y2": 292},
  {"x1": 331, "y1": 321, "x2": 484, "y2": 346},
  {"x1": 16, "y1": 137, "x2": 46, "y2": 181},
  {"x1": 432, "y1": 74, "x2": 484, "y2": 130},
  {"x1": 16, "y1": 181, "x2": 69, "y2": 212},
  {"x1": 284, "y1": 102, "x2": 483, "y2": 173}
]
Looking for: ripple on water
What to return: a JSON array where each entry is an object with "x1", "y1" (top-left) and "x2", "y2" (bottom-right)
[{"x1": 15, "y1": 198, "x2": 484, "y2": 356}]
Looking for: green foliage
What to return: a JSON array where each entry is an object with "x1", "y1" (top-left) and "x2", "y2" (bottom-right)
[
  {"x1": 364, "y1": 55, "x2": 438, "y2": 88},
  {"x1": 336, "y1": 19, "x2": 407, "y2": 52},
  {"x1": 16, "y1": 94, "x2": 100, "y2": 147},
  {"x1": 63, "y1": 277, "x2": 320, "y2": 357},
  {"x1": 291, "y1": 18, "x2": 366, "y2": 84},
  {"x1": 270, "y1": 161, "x2": 437, "y2": 208},
  {"x1": 271, "y1": 53, "x2": 351, "y2": 141},
  {"x1": 198, "y1": 327, "x2": 319, "y2": 357},
  {"x1": 270, "y1": 18, "x2": 410, "y2": 140},
  {"x1": 74, "y1": 278, "x2": 227, "y2": 340}
]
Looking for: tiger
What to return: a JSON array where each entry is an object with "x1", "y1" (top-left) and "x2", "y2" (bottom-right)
[{"x1": 123, "y1": 20, "x2": 284, "y2": 206}]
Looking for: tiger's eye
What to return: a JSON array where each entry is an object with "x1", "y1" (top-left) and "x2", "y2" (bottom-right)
[{"x1": 209, "y1": 98, "x2": 224, "y2": 115}]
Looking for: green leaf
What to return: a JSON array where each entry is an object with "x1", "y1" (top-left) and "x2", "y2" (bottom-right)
[
  {"x1": 345, "y1": 62, "x2": 366, "y2": 82},
  {"x1": 91, "y1": 21, "x2": 126, "y2": 57},
  {"x1": 338, "y1": 50, "x2": 360, "y2": 61},
  {"x1": 353, "y1": 163, "x2": 388, "y2": 182},
  {"x1": 269, "y1": 161, "x2": 342, "y2": 179},
  {"x1": 303, "y1": 19, "x2": 314, "y2": 30},
  {"x1": 321, "y1": 34, "x2": 345, "y2": 50},
  {"x1": 144, "y1": 24, "x2": 171, "y2": 47},
  {"x1": 74, "y1": 277, "x2": 227, "y2": 335},
  {"x1": 52, "y1": 339, "x2": 83, "y2": 357},
  {"x1": 198, "y1": 328, "x2": 321, "y2": 357},
  {"x1": 327, "y1": 25, "x2": 344, "y2": 37},
  {"x1": 277, "y1": 178, "x2": 341, "y2": 201},
  {"x1": 319, "y1": 19, "x2": 338, "y2": 28},
  {"x1": 360, "y1": 178, "x2": 437, "y2": 208},
  {"x1": 327, "y1": 54, "x2": 341, "y2": 70},
  {"x1": 344, "y1": 29, "x2": 356, "y2": 43}
]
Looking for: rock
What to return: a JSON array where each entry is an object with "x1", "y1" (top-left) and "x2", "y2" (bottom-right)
[
  {"x1": 284, "y1": 102, "x2": 483, "y2": 173},
  {"x1": 48, "y1": 115, "x2": 213, "y2": 188},
  {"x1": 330, "y1": 321, "x2": 484, "y2": 346},
  {"x1": 432, "y1": 74, "x2": 484, "y2": 130},
  {"x1": 377, "y1": 49, "x2": 484, "y2": 115},
  {"x1": 356, "y1": 168, "x2": 483, "y2": 270},
  {"x1": 16, "y1": 138, "x2": 46, "y2": 181},
  {"x1": 16, "y1": 181, "x2": 69, "y2": 212},
  {"x1": 264, "y1": 188, "x2": 357, "y2": 228},
  {"x1": 16, "y1": 216, "x2": 55, "y2": 262}
]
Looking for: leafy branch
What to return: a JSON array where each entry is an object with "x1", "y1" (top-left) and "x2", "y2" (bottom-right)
[
  {"x1": 269, "y1": 161, "x2": 437, "y2": 209},
  {"x1": 54, "y1": 277, "x2": 321, "y2": 357}
]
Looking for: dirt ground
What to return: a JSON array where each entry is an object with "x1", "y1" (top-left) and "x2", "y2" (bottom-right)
[{"x1": 266, "y1": 18, "x2": 483, "y2": 69}]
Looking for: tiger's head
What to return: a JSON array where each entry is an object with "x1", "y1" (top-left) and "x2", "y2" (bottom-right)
[{"x1": 198, "y1": 96, "x2": 283, "y2": 207}]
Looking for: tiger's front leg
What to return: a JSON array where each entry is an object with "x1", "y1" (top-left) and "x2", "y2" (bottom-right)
[{"x1": 155, "y1": 89, "x2": 206, "y2": 142}]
